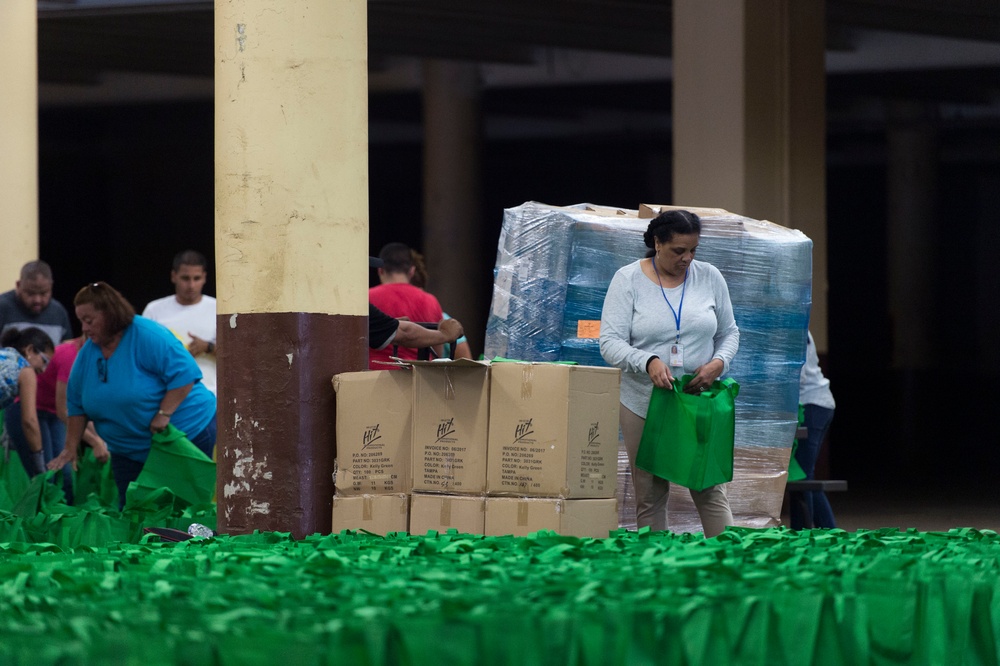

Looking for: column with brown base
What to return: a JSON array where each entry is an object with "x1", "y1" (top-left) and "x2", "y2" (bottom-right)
[
  {"x1": 673, "y1": 0, "x2": 828, "y2": 343},
  {"x1": 214, "y1": 0, "x2": 369, "y2": 538},
  {"x1": 0, "y1": 3, "x2": 39, "y2": 279},
  {"x1": 422, "y1": 60, "x2": 485, "y2": 356}
]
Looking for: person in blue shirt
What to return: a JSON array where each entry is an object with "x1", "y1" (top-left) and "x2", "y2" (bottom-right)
[{"x1": 47, "y1": 281, "x2": 216, "y2": 508}]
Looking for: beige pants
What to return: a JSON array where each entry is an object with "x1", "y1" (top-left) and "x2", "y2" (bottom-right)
[{"x1": 620, "y1": 404, "x2": 734, "y2": 537}]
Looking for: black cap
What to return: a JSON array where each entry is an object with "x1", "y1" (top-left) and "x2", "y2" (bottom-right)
[{"x1": 369, "y1": 256, "x2": 383, "y2": 268}]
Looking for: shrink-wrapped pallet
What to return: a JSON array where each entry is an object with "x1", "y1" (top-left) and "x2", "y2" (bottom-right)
[{"x1": 486, "y1": 202, "x2": 811, "y2": 532}]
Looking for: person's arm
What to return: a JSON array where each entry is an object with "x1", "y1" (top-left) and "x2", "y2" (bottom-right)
[
  {"x1": 48, "y1": 415, "x2": 87, "y2": 472},
  {"x1": 599, "y1": 267, "x2": 669, "y2": 384},
  {"x1": 708, "y1": 269, "x2": 740, "y2": 372},
  {"x1": 17, "y1": 368, "x2": 46, "y2": 474},
  {"x1": 56, "y1": 379, "x2": 108, "y2": 462},
  {"x1": 187, "y1": 333, "x2": 215, "y2": 357},
  {"x1": 452, "y1": 339, "x2": 474, "y2": 360},
  {"x1": 686, "y1": 269, "x2": 740, "y2": 393},
  {"x1": 150, "y1": 382, "x2": 194, "y2": 433},
  {"x1": 392, "y1": 318, "x2": 464, "y2": 350},
  {"x1": 55, "y1": 379, "x2": 70, "y2": 422}
]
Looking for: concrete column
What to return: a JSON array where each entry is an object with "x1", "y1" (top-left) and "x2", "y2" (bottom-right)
[
  {"x1": 422, "y1": 60, "x2": 485, "y2": 356},
  {"x1": 886, "y1": 101, "x2": 937, "y2": 370},
  {"x1": 214, "y1": 0, "x2": 369, "y2": 538},
  {"x1": 0, "y1": 2, "x2": 39, "y2": 281},
  {"x1": 673, "y1": 0, "x2": 829, "y2": 343}
]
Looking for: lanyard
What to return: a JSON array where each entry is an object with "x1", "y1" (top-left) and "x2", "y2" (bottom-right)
[{"x1": 652, "y1": 260, "x2": 687, "y2": 343}]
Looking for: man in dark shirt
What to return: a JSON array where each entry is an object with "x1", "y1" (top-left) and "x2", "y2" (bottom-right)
[
  {"x1": 368, "y1": 303, "x2": 463, "y2": 351},
  {"x1": 0, "y1": 261, "x2": 73, "y2": 347}
]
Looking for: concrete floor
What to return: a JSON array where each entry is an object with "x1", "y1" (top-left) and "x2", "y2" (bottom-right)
[{"x1": 792, "y1": 486, "x2": 1000, "y2": 533}]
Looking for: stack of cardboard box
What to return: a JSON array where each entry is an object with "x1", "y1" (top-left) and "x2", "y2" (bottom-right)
[
  {"x1": 330, "y1": 369, "x2": 413, "y2": 534},
  {"x1": 331, "y1": 360, "x2": 621, "y2": 538},
  {"x1": 481, "y1": 362, "x2": 620, "y2": 538},
  {"x1": 408, "y1": 359, "x2": 492, "y2": 534}
]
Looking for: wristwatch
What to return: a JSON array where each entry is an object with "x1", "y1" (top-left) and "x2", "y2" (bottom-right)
[{"x1": 207, "y1": 341, "x2": 216, "y2": 354}]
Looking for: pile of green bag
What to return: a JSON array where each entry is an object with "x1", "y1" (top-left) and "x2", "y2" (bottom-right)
[
  {"x1": 0, "y1": 425, "x2": 216, "y2": 548},
  {"x1": 1, "y1": 518, "x2": 999, "y2": 662},
  {"x1": 2, "y1": 430, "x2": 1000, "y2": 664}
]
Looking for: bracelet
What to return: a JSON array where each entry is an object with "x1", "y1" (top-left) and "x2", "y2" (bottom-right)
[
  {"x1": 157, "y1": 409, "x2": 173, "y2": 418},
  {"x1": 207, "y1": 342, "x2": 215, "y2": 354}
]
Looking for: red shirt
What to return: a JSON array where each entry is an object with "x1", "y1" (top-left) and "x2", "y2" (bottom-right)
[
  {"x1": 36, "y1": 338, "x2": 82, "y2": 414},
  {"x1": 368, "y1": 283, "x2": 444, "y2": 369}
]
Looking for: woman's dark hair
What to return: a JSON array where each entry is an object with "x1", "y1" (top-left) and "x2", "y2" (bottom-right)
[
  {"x1": 643, "y1": 210, "x2": 702, "y2": 249},
  {"x1": 1, "y1": 326, "x2": 55, "y2": 354},
  {"x1": 74, "y1": 282, "x2": 136, "y2": 337},
  {"x1": 410, "y1": 249, "x2": 429, "y2": 289}
]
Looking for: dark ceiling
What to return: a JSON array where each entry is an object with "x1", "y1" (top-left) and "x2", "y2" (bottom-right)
[{"x1": 36, "y1": 0, "x2": 1000, "y2": 85}]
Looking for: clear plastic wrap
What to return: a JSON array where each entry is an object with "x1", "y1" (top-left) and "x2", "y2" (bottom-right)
[{"x1": 486, "y1": 202, "x2": 812, "y2": 532}]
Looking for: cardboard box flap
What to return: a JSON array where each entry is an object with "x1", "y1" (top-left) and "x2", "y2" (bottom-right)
[
  {"x1": 638, "y1": 203, "x2": 734, "y2": 218},
  {"x1": 400, "y1": 358, "x2": 490, "y2": 368}
]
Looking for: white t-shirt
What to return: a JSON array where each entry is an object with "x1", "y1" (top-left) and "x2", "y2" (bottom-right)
[
  {"x1": 142, "y1": 295, "x2": 217, "y2": 396},
  {"x1": 799, "y1": 331, "x2": 835, "y2": 410}
]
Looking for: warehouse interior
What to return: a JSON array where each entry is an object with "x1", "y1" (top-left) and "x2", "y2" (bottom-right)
[{"x1": 28, "y1": 0, "x2": 1000, "y2": 499}]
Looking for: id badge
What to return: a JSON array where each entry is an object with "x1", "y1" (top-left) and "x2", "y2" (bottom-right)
[{"x1": 668, "y1": 343, "x2": 684, "y2": 368}]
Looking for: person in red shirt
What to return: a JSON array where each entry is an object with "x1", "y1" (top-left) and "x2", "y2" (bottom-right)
[{"x1": 368, "y1": 243, "x2": 446, "y2": 369}]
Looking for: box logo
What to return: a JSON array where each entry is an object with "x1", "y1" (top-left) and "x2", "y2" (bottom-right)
[
  {"x1": 587, "y1": 421, "x2": 601, "y2": 448},
  {"x1": 436, "y1": 418, "x2": 456, "y2": 443},
  {"x1": 362, "y1": 423, "x2": 382, "y2": 450},
  {"x1": 513, "y1": 418, "x2": 535, "y2": 445}
]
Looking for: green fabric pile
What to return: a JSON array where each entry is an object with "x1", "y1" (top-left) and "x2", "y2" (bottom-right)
[
  {"x1": 1, "y1": 523, "x2": 999, "y2": 664},
  {"x1": 2, "y1": 431, "x2": 999, "y2": 664},
  {"x1": 0, "y1": 437, "x2": 216, "y2": 548}
]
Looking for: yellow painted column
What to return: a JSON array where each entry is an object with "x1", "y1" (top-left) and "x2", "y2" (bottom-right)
[
  {"x1": 673, "y1": 0, "x2": 829, "y2": 343},
  {"x1": 215, "y1": 0, "x2": 369, "y2": 537},
  {"x1": 422, "y1": 60, "x2": 485, "y2": 356},
  {"x1": 0, "y1": 2, "x2": 39, "y2": 281}
]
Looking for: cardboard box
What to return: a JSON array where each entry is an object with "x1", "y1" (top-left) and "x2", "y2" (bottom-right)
[
  {"x1": 409, "y1": 492, "x2": 486, "y2": 536},
  {"x1": 410, "y1": 359, "x2": 491, "y2": 494},
  {"x1": 330, "y1": 494, "x2": 409, "y2": 535},
  {"x1": 332, "y1": 369, "x2": 412, "y2": 495},
  {"x1": 487, "y1": 362, "x2": 620, "y2": 498},
  {"x1": 484, "y1": 497, "x2": 619, "y2": 538}
]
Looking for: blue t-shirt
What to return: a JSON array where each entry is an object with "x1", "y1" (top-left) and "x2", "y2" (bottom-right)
[
  {"x1": 67, "y1": 316, "x2": 216, "y2": 462},
  {"x1": 0, "y1": 347, "x2": 30, "y2": 412}
]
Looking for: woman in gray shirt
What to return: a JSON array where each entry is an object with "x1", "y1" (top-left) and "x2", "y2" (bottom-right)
[{"x1": 600, "y1": 210, "x2": 740, "y2": 536}]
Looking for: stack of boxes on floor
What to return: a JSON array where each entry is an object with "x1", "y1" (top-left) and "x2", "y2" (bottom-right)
[{"x1": 331, "y1": 359, "x2": 621, "y2": 538}]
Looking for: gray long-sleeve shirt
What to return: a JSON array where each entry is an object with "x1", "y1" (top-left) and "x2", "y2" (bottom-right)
[{"x1": 600, "y1": 259, "x2": 740, "y2": 418}]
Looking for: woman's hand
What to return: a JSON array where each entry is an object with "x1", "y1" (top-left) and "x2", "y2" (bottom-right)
[
  {"x1": 646, "y1": 356, "x2": 674, "y2": 389},
  {"x1": 90, "y1": 438, "x2": 110, "y2": 463},
  {"x1": 48, "y1": 448, "x2": 79, "y2": 473},
  {"x1": 151, "y1": 384, "x2": 193, "y2": 434},
  {"x1": 150, "y1": 411, "x2": 171, "y2": 434},
  {"x1": 684, "y1": 359, "x2": 725, "y2": 394}
]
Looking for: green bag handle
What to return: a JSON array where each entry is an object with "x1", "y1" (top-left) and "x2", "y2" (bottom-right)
[
  {"x1": 676, "y1": 374, "x2": 739, "y2": 399},
  {"x1": 152, "y1": 423, "x2": 189, "y2": 447}
]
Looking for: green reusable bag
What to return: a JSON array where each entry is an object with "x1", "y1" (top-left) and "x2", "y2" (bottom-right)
[
  {"x1": 787, "y1": 403, "x2": 807, "y2": 482},
  {"x1": 0, "y1": 442, "x2": 31, "y2": 511},
  {"x1": 73, "y1": 446, "x2": 118, "y2": 508},
  {"x1": 636, "y1": 374, "x2": 739, "y2": 491},
  {"x1": 126, "y1": 424, "x2": 216, "y2": 507}
]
